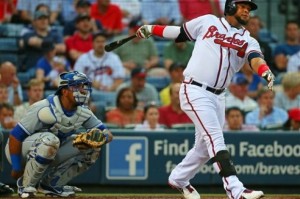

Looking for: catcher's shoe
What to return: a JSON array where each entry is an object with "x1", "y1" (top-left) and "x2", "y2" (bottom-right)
[
  {"x1": 169, "y1": 182, "x2": 201, "y2": 199},
  {"x1": 0, "y1": 182, "x2": 14, "y2": 196},
  {"x1": 17, "y1": 177, "x2": 37, "y2": 198},
  {"x1": 240, "y1": 189, "x2": 264, "y2": 199},
  {"x1": 63, "y1": 185, "x2": 82, "y2": 192},
  {"x1": 38, "y1": 183, "x2": 75, "y2": 197}
]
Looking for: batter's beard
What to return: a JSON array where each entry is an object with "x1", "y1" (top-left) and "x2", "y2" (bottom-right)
[{"x1": 235, "y1": 16, "x2": 248, "y2": 26}]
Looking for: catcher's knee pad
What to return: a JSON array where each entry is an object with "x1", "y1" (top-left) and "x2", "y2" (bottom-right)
[
  {"x1": 210, "y1": 150, "x2": 237, "y2": 177},
  {"x1": 33, "y1": 133, "x2": 60, "y2": 160}
]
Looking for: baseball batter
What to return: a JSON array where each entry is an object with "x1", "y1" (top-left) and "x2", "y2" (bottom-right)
[
  {"x1": 136, "y1": 0, "x2": 274, "y2": 199},
  {"x1": 5, "y1": 71, "x2": 113, "y2": 198}
]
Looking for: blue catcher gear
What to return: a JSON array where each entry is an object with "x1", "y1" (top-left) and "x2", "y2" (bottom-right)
[{"x1": 56, "y1": 71, "x2": 92, "y2": 106}]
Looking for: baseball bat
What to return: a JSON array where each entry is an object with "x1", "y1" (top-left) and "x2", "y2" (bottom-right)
[{"x1": 104, "y1": 35, "x2": 136, "y2": 52}]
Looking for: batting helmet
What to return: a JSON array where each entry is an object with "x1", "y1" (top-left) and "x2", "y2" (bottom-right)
[{"x1": 224, "y1": 0, "x2": 258, "y2": 16}]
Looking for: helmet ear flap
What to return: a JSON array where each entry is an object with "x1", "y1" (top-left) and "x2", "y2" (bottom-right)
[{"x1": 225, "y1": 0, "x2": 237, "y2": 16}]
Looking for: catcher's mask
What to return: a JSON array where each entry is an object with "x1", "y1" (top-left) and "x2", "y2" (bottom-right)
[
  {"x1": 224, "y1": 0, "x2": 257, "y2": 16},
  {"x1": 56, "y1": 71, "x2": 92, "y2": 106}
]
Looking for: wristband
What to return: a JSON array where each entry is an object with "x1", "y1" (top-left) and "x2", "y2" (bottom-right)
[
  {"x1": 257, "y1": 64, "x2": 270, "y2": 76},
  {"x1": 152, "y1": 25, "x2": 166, "y2": 37},
  {"x1": 11, "y1": 154, "x2": 22, "y2": 171}
]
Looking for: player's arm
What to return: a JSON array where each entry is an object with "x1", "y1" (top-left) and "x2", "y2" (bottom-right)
[
  {"x1": 9, "y1": 124, "x2": 30, "y2": 179},
  {"x1": 136, "y1": 25, "x2": 190, "y2": 42},
  {"x1": 97, "y1": 124, "x2": 113, "y2": 143},
  {"x1": 248, "y1": 53, "x2": 275, "y2": 90}
]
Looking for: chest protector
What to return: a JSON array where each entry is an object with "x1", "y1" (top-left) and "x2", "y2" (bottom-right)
[{"x1": 38, "y1": 95, "x2": 92, "y2": 136}]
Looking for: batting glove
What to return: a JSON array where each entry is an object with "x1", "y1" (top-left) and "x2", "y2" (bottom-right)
[
  {"x1": 136, "y1": 25, "x2": 152, "y2": 39},
  {"x1": 262, "y1": 70, "x2": 275, "y2": 90}
]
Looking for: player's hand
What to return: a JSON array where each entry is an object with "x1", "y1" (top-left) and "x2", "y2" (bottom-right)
[
  {"x1": 11, "y1": 169, "x2": 23, "y2": 180},
  {"x1": 261, "y1": 70, "x2": 275, "y2": 90},
  {"x1": 136, "y1": 25, "x2": 152, "y2": 39}
]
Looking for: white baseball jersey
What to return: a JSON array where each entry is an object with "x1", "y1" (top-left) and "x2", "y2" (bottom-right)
[
  {"x1": 287, "y1": 50, "x2": 300, "y2": 72},
  {"x1": 183, "y1": 15, "x2": 262, "y2": 88},
  {"x1": 74, "y1": 50, "x2": 125, "y2": 87}
]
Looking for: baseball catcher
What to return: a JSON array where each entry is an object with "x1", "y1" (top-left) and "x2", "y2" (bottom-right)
[{"x1": 5, "y1": 71, "x2": 113, "y2": 198}]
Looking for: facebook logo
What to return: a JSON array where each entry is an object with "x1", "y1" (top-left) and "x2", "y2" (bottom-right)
[{"x1": 106, "y1": 136, "x2": 148, "y2": 180}]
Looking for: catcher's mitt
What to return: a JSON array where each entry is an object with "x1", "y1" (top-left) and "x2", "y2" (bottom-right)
[{"x1": 73, "y1": 128, "x2": 108, "y2": 149}]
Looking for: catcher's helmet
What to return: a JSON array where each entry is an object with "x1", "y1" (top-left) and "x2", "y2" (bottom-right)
[
  {"x1": 224, "y1": 0, "x2": 257, "y2": 16},
  {"x1": 56, "y1": 71, "x2": 92, "y2": 105}
]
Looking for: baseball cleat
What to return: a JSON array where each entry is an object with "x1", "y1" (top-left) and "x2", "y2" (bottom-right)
[
  {"x1": 38, "y1": 183, "x2": 75, "y2": 197},
  {"x1": 240, "y1": 189, "x2": 264, "y2": 199},
  {"x1": 17, "y1": 177, "x2": 37, "y2": 198},
  {"x1": 0, "y1": 182, "x2": 14, "y2": 196},
  {"x1": 169, "y1": 182, "x2": 201, "y2": 199}
]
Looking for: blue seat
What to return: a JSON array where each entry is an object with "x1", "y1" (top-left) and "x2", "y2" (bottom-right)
[
  {"x1": 146, "y1": 76, "x2": 171, "y2": 92},
  {"x1": 0, "y1": 38, "x2": 19, "y2": 52},
  {"x1": 17, "y1": 72, "x2": 32, "y2": 87},
  {"x1": 0, "y1": 53, "x2": 19, "y2": 66},
  {"x1": 0, "y1": 24, "x2": 23, "y2": 38},
  {"x1": 91, "y1": 91, "x2": 117, "y2": 107}
]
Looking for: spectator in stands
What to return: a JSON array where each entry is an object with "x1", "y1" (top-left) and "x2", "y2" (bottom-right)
[
  {"x1": 286, "y1": 108, "x2": 300, "y2": 131},
  {"x1": 226, "y1": 73, "x2": 258, "y2": 113},
  {"x1": 74, "y1": 31, "x2": 125, "y2": 92},
  {"x1": 245, "y1": 16, "x2": 273, "y2": 68},
  {"x1": 163, "y1": 41, "x2": 193, "y2": 70},
  {"x1": 0, "y1": 102, "x2": 17, "y2": 130},
  {"x1": 47, "y1": 56, "x2": 70, "y2": 88},
  {"x1": 16, "y1": 0, "x2": 60, "y2": 24},
  {"x1": 159, "y1": 83, "x2": 192, "y2": 128},
  {"x1": 273, "y1": 20, "x2": 300, "y2": 75},
  {"x1": 63, "y1": 0, "x2": 103, "y2": 40},
  {"x1": 14, "y1": 79, "x2": 44, "y2": 122},
  {"x1": 19, "y1": 3, "x2": 51, "y2": 36},
  {"x1": 65, "y1": 13, "x2": 94, "y2": 65},
  {"x1": 106, "y1": 87, "x2": 143, "y2": 128},
  {"x1": 90, "y1": 0, "x2": 123, "y2": 38},
  {"x1": 287, "y1": 50, "x2": 300, "y2": 72},
  {"x1": 134, "y1": 104, "x2": 164, "y2": 131},
  {"x1": 36, "y1": 40, "x2": 58, "y2": 89},
  {"x1": 20, "y1": 10, "x2": 66, "y2": 74},
  {"x1": 240, "y1": 64, "x2": 263, "y2": 99},
  {"x1": 141, "y1": 0, "x2": 181, "y2": 26},
  {"x1": 179, "y1": 0, "x2": 222, "y2": 22},
  {"x1": 160, "y1": 63, "x2": 184, "y2": 106},
  {"x1": 111, "y1": 0, "x2": 140, "y2": 28},
  {"x1": 0, "y1": 62, "x2": 23, "y2": 106},
  {"x1": 116, "y1": 67, "x2": 160, "y2": 110},
  {"x1": 0, "y1": 130, "x2": 14, "y2": 196},
  {"x1": 114, "y1": 18, "x2": 159, "y2": 76},
  {"x1": 0, "y1": 84, "x2": 9, "y2": 104},
  {"x1": 274, "y1": 72, "x2": 300, "y2": 111},
  {"x1": 223, "y1": 107, "x2": 259, "y2": 132},
  {"x1": 0, "y1": 0, "x2": 17, "y2": 23},
  {"x1": 245, "y1": 88, "x2": 288, "y2": 130}
]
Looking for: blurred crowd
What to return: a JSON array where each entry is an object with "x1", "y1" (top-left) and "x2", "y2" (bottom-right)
[{"x1": 0, "y1": 0, "x2": 300, "y2": 195}]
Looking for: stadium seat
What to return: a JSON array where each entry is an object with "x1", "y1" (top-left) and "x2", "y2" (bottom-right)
[
  {"x1": 0, "y1": 38, "x2": 19, "y2": 52},
  {"x1": 91, "y1": 91, "x2": 117, "y2": 107},
  {"x1": 17, "y1": 72, "x2": 32, "y2": 87},
  {"x1": 92, "y1": 101, "x2": 106, "y2": 121},
  {"x1": 0, "y1": 53, "x2": 19, "y2": 66},
  {"x1": 0, "y1": 24, "x2": 24, "y2": 38},
  {"x1": 146, "y1": 76, "x2": 170, "y2": 92}
]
